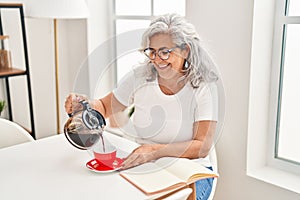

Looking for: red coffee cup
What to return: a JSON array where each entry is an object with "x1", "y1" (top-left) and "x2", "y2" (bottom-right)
[{"x1": 93, "y1": 145, "x2": 117, "y2": 167}]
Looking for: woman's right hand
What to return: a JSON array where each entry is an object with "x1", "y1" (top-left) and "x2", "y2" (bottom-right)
[{"x1": 64, "y1": 93, "x2": 88, "y2": 116}]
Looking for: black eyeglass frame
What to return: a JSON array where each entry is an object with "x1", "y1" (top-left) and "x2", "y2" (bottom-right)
[{"x1": 143, "y1": 46, "x2": 179, "y2": 60}]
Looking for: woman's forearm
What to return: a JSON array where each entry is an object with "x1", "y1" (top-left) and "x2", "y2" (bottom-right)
[
  {"x1": 91, "y1": 98, "x2": 107, "y2": 118},
  {"x1": 154, "y1": 139, "x2": 211, "y2": 160}
]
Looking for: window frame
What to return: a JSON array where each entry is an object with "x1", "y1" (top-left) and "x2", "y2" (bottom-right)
[
  {"x1": 112, "y1": 0, "x2": 186, "y2": 82},
  {"x1": 247, "y1": 0, "x2": 300, "y2": 193},
  {"x1": 112, "y1": 0, "x2": 154, "y2": 82},
  {"x1": 268, "y1": 0, "x2": 300, "y2": 174}
]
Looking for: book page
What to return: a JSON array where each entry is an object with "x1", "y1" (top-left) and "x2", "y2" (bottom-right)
[
  {"x1": 155, "y1": 157, "x2": 217, "y2": 183},
  {"x1": 120, "y1": 162, "x2": 185, "y2": 195}
]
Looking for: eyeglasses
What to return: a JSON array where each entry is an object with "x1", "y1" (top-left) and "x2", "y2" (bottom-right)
[{"x1": 143, "y1": 47, "x2": 178, "y2": 60}]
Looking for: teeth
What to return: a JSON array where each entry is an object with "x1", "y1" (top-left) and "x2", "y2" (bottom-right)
[{"x1": 158, "y1": 64, "x2": 169, "y2": 68}]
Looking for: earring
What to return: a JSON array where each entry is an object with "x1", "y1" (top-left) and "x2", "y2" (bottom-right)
[{"x1": 184, "y1": 60, "x2": 189, "y2": 69}]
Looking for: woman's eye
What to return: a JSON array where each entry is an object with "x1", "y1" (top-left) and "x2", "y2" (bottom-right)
[
  {"x1": 160, "y1": 51, "x2": 169, "y2": 55},
  {"x1": 149, "y1": 51, "x2": 156, "y2": 56}
]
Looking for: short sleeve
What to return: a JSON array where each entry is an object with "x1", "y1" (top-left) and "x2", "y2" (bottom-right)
[
  {"x1": 194, "y1": 82, "x2": 218, "y2": 122},
  {"x1": 112, "y1": 70, "x2": 135, "y2": 107}
]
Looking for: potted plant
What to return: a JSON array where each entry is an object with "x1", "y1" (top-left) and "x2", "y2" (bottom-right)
[{"x1": 0, "y1": 100, "x2": 5, "y2": 116}]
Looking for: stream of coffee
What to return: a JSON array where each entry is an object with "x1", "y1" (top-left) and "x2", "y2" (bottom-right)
[{"x1": 99, "y1": 134, "x2": 106, "y2": 152}]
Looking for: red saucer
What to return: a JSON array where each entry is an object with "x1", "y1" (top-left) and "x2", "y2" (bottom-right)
[{"x1": 86, "y1": 158, "x2": 123, "y2": 173}]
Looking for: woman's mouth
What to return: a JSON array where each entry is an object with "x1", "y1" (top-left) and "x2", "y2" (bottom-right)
[{"x1": 156, "y1": 63, "x2": 170, "y2": 70}]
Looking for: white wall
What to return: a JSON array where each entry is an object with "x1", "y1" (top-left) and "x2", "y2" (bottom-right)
[
  {"x1": 25, "y1": 18, "x2": 89, "y2": 138},
  {"x1": 0, "y1": 0, "x2": 110, "y2": 139},
  {"x1": 186, "y1": 0, "x2": 300, "y2": 199},
  {"x1": 86, "y1": 0, "x2": 115, "y2": 98},
  {"x1": 27, "y1": 0, "x2": 113, "y2": 138}
]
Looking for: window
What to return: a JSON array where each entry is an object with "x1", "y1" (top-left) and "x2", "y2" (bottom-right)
[
  {"x1": 270, "y1": 0, "x2": 300, "y2": 173},
  {"x1": 113, "y1": 0, "x2": 186, "y2": 82},
  {"x1": 247, "y1": 0, "x2": 300, "y2": 193}
]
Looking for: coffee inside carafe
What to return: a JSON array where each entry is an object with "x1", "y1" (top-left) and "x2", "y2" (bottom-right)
[{"x1": 64, "y1": 100, "x2": 106, "y2": 150}]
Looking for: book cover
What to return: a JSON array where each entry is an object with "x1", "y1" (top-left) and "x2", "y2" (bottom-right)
[{"x1": 120, "y1": 157, "x2": 218, "y2": 195}]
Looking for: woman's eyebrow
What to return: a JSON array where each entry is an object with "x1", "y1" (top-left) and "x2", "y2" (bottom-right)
[{"x1": 148, "y1": 46, "x2": 169, "y2": 50}]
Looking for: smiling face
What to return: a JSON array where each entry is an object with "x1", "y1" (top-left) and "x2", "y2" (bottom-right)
[{"x1": 149, "y1": 33, "x2": 189, "y2": 81}]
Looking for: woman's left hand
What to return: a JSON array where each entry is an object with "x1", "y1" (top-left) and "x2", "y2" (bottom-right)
[{"x1": 121, "y1": 144, "x2": 163, "y2": 169}]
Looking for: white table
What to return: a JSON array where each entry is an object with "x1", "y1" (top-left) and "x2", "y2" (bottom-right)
[{"x1": 0, "y1": 132, "x2": 167, "y2": 200}]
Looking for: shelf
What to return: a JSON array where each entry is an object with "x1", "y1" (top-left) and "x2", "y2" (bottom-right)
[
  {"x1": 0, "y1": 3, "x2": 36, "y2": 139},
  {"x1": 0, "y1": 3, "x2": 22, "y2": 7},
  {"x1": 0, "y1": 67, "x2": 26, "y2": 77}
]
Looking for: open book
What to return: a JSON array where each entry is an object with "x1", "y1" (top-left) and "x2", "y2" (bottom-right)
[{"x1": 119, "y1": 157, "x2": 218, "y2": 195}]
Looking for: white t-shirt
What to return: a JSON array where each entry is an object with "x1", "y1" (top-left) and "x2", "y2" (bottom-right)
[{"x1": 113, "y1": 66, "x2": 218, "y2": 166}]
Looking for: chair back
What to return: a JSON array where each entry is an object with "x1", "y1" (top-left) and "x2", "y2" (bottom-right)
[
  {"x1": 0, "y1": 118, "x2": 34, "y2": 149},
  {"x1": 207, "y1": 147, "x2": 218, "y2": 200}
]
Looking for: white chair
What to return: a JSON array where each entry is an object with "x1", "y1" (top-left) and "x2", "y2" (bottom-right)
[
  {"x1": 207, "y1": 147, "x2": 218, "y2": 200},
  {"x1": 163, "y1": 188, "x2": 193, "y2": 200},
  {"x1": 0, "y1": 118, "x2": 34, "y2": 149}
]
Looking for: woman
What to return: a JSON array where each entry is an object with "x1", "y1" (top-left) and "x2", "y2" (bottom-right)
[{"x1": 65, "y1": 13, "x2": 218, "y2": 199}]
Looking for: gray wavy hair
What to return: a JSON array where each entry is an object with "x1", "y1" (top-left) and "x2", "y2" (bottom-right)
[{"x1": 141, "y1": 13, "x2": 218, "y2": 87}]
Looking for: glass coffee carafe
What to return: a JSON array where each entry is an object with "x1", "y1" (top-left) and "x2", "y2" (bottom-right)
[{"x1": 64, "y1": 100, "x2": 106, "y2": 150}]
